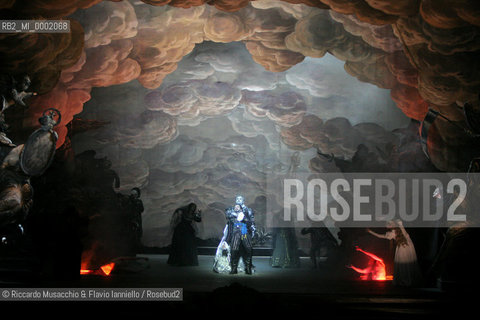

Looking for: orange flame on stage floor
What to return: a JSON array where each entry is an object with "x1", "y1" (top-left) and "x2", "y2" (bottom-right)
[
  {"x1": 349, "y1": 247, "x2": 393, "y2": 281},
  {"x1": 100, "y1": 262, "x2": 115, "y2": 276},
  {"x1": 80, "y1": 269, "x2": 93, "y2": 275},
  {"x1": 80, "y1": 262, "x2": 115, "y2": 276}
]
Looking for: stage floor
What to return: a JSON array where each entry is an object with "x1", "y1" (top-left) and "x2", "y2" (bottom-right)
[
  {"x1": 70, "y1": 254, "x2": 474, "y2": 316},
  {"x1": 3, "y1": 254, "x2": 473, "y2": 317},
  {"x1": 80, "y1": 255, "x2": 401, "y2": 294}
]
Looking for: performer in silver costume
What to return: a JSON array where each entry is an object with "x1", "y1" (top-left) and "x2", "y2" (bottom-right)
[{"x1": 213, "y1": 196, "x2": 255, "y2": 274}]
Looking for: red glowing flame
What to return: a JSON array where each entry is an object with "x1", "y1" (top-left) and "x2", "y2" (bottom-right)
[
  {"x1": 79, "y1": 243, "x2": 116, "y2": 276},
  {"x1": 79, "y1": 269, "x2": 93, "y2": 275},
  {"x1": 100, "y1": 262, "x2": 115, "y2": 276},
  {"x1": 348, "y1": 247, "x2": 393, "y2": 281},
  {"x1": 80, "y1": 262, "x2": 115, "y2": 276}
]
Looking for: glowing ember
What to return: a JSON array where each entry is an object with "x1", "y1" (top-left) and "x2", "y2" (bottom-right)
[
  {"x1": 100, "y1": 262, "x2": 115, "y2": 276},
  {"x1": 348, "y1": 247, "x2": 393, "y2": 281},
  {"x1": 80, "y1": 269, "x2": 94, "y2": 275},
  {"x1": 80, "y1": 262, "x2": 115, "y2": 276}
]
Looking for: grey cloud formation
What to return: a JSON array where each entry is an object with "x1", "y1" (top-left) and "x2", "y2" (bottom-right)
[
  {"x1": 280, "y1": 115, "x2": 398, "y2": 160},
  {"x1": 286, "y1": 55, "x2": 409, "y2": 130},
  {"x1": 73, "y1": 38, "x2": 411, "y2": 247},
  {"x1": 144, "y1": 80, "x2": 242, "y2": 125},
  {"x1": 166, "y1": 41, "x2": 283, "y2": 91},
  {"x1": 241, "y1": 90, "x2": 307, "y2": 127}
]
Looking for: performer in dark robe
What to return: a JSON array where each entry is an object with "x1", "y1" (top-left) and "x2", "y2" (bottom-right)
[
  {"x1": 225, "y1": 196, "x2": 255, "y2": 274},
  {"x1": 167, "y1": 203, "x2": 201, "y2": 266},
  {"x1": 126, "y1": 187, "x2": 144, "y2": 253},
  {"x1": 301, "y1": 226, "x2": 338, "y2": 268},
  {"x1": 270, "y1": 228, "x2": 300, "y2": 268}
]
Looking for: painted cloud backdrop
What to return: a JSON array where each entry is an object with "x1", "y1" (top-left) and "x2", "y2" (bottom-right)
[
  {"x1": 1, "y1": 0, "x2": 478, "y2": 247},
  {"x1": 70, "y1": 2, "x2": 410, "y2": 247}
]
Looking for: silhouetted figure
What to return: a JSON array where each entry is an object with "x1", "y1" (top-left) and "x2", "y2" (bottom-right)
[
  {"x1": 463, "y1": 94, "x2": 480, "y2": 135},
  {"x1": 301, "y1": 226, "x2": 338, "y2": 268},
  {"x1": 127, "y1": 187, "x2": 144, "y2": 253},
  {"x1": 167, "y1": 203, "x2": 201, "y2": 266},
  {"x1": 428, "y1": 165, "x2": 480, "y2": 289},
  {"x1": 270, "y1": 228, "x2": 300, "y2": 268},
  {"x1": 96, "y1": 158, "x2": 120, "y2": 191}
]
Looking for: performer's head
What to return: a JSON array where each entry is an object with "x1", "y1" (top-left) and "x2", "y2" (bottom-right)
[
  {"x1": 235, "y1": 195, "x2": 244, "y2": 205},
  {"x1": 130, "y1": 187, "x2": 141, "y2": 198},
  {"x1": 386, "y1": 220, "x2": 407, "y2": 246},
  {"x1": 187, "y1": 202, "x2": 197, "y2": 213},
  {"x1": 20, "y1": 75, "x2": 31, "y2": 91},
  {"x1": 386, "y1": 220, "x2": 396, "y2": 229}
]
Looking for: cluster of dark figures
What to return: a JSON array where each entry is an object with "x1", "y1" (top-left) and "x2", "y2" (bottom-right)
[
  {"x1": 167, "y1": 195, "x2": 338, "y2": 276},
  {"x1": 26, "y1": 151, "x2": 145, "y2": 279},
  {"x1": 0, "y1": 124, "x2": 145, "y2": 281},
  {"x1": 165, "y1": 196, "x2": 438, "y2": 288},
  {"x1": 62, "y1": 150, "x2": 146, "y2": 257}
]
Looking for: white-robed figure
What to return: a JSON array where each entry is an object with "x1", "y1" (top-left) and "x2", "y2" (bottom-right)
[
  {"x1": 212, "y1": 225, "x2": 245, "y2": 273},
  {"x1": 368, "y1": 220, "x2": 423, "y2": 287}
]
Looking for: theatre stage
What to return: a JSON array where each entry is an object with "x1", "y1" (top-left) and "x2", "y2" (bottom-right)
[{"x1": 67, "y1": 254, "x2": 469, "y2": 317}]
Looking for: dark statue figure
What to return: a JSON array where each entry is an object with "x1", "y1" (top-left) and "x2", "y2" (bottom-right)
[
  {"x1": 96, "y1": 157, "x2": 120, "y2": 190},
  {"x1": 167, "y1": 202, "x2": 202, "y2": 266},
  {"x1": 270, "y1": 228, "x2": 300, "y2": 268},
  {"x1": 73, "y1": 151, "x2": 120, "y2": 194},
  {"x1": 118, "y1": 187, "x2": 145, "y2": 255},
  {"x1": 1, "y1": 75, "x2": 36, "y2": 110},
  {"x1": 225, "y1": 195, "x2": 255, "y2": 275},
  {"x1": 0, "y1": 107, "x2": 60, "y2": 232},
  {"x1": 0, "y1": 75, "x2": 37, "y2": 132},
  {"x1": 0, "y1": 107, "x2": 63, "y2": 282},
  {"x1": 127, "y1": 187, "x2": 144, "y2": 252}
]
